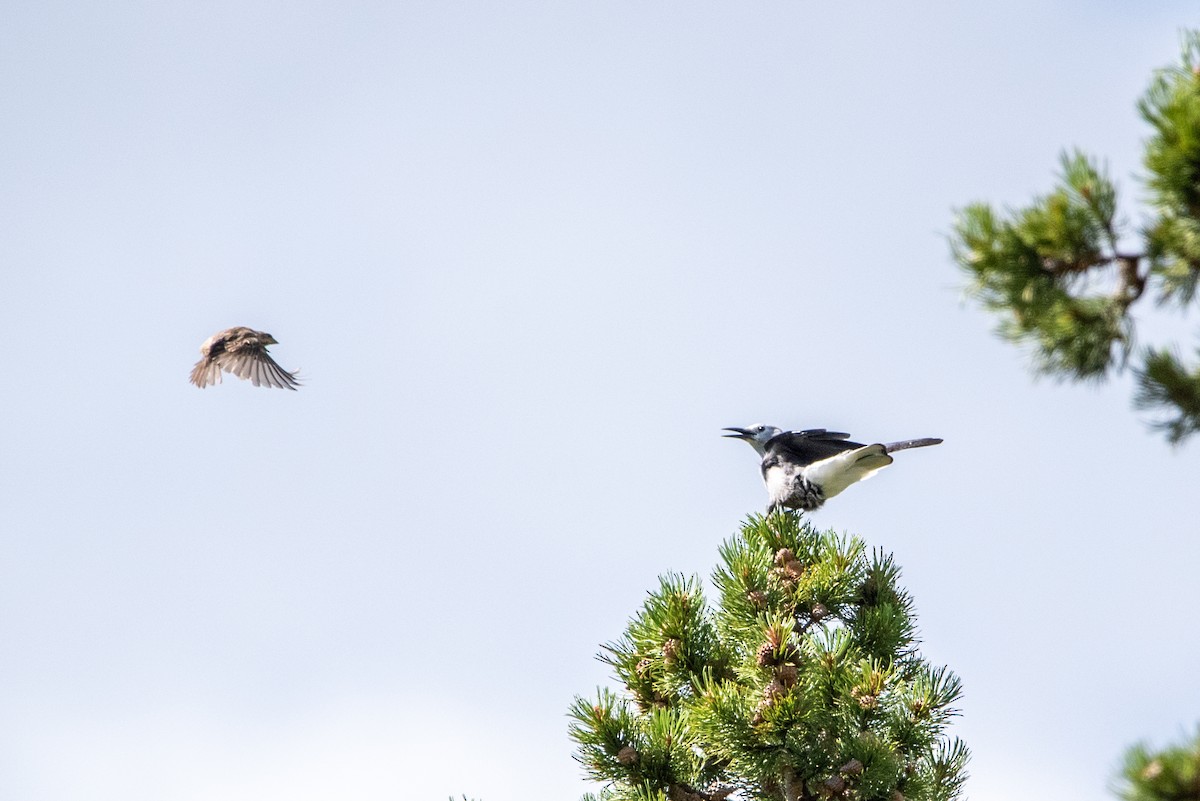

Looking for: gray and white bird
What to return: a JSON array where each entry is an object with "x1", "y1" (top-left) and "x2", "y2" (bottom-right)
[
  {"x1": 189, "y1": 326, "x2": 300, "y2": 390},
  {"x1": 723, "y1": 425, "x2": 941, "y2": 513}
]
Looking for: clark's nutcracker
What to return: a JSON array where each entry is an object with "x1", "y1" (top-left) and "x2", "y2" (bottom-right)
[{"x1": 723, "y1": 425, "x2": 942, "y2": 513}]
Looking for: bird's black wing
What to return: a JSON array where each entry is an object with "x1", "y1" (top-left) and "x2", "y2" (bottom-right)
[
  {"x1": 791, "y1": 429, "x2": 853, "y2": 440},
  {"x1": 764, "y1": 430, "x2": 866, "y2": 467}
]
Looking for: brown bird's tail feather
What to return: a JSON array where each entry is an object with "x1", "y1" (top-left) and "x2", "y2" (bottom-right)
[{"x1": 189, "y1": 359, "x2": 223, "y2": 388}]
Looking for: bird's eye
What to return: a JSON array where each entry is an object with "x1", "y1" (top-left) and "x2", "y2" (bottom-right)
[{"x1": 756, "y1": 426, "x2": 765, "y2": 432}]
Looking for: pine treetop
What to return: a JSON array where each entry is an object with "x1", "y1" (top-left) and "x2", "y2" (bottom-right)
[{"x1": 570, "y1": 513, "x2": 968, "y2": 801}]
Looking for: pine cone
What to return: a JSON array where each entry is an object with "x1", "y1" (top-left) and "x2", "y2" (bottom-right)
[
  {"x1": 777, "y1": 664, "x2": 798, "y2": 686},
  {"x1": 616, "y1": 745, "x2": 640, "y2": 765},
  {"x1": 783, "y1": 559, "x2": 806, "y2": 580},
  {"x1": 762, "y1": 677, "x2": 786, "y2": 702},
  {"x1": 853, "y1": 690, "x2": 879, "y2": 709},
  {"x1": 746, "y1": 589, "x2": 768, "y2": 609},
  {"x1": 823, "y1": 775, "x2": 846, "y2": 795},
  {"x1": 666, "y1": 786, "x2": 702, "y2": 801},
  {"x1": 840, "y1": 758, "x2": 864, "y2": 775},
  {"x1": 774, "y1": 547, "x2": 795, "y2": 566},
  {"x1": 811, "y1": 603, "x2": 829, "y2": 621},
  {"x1": 761, "y1": 638, "x2": 802, "y2": 667},
  {"x1": 662, "y1": 638, "x2": 681, "y2": 664}
]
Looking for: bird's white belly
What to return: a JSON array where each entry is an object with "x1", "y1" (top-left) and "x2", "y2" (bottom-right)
[{"x1": 764, "y1": 464, "x2": 795, "y2": 502}]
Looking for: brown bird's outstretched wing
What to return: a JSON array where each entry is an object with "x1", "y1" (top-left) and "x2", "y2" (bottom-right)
[
  {"x1": 214, "y1": 341, "x2": 300, "y2": 389},
  {"x1": 189, "y1": 327, "x2": 300, "y2": 390}
]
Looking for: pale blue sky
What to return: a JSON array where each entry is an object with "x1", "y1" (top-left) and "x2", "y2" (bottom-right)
[{"x1": 1, "y1": 3, "x2": 1197, "y2": 800}]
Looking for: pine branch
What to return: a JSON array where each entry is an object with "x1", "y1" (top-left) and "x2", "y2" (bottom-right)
[
  {"x1": 1134, "y1": 346, "x2": 1200, "y2": 444},
  {"x1": 781, "y1": 766, "x2": 801, "y2": 801},
  {"x1": 571, "y1": 513, "x2": 968, "y2": 801},
  {"x1": 951, "y1": 28, "x2": 1200, "y2": 443},
  {"x1": 1115, "y1": 255, "x2": 1148, "y2": 307},
  {"x1": 665, "y1": 782, "x2": 735, "y2": 801},
  {"x1": 1114, "y1": 727, "x2": 1200, "y2": 801}
]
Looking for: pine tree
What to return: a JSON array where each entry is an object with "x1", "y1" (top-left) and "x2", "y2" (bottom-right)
[
  {"x1": 949, "y1": 30, "x2": 1200, "y2": 444},
  {"x1": 569, "y1": 513, "x2": 968, "y2": 801},
  {"x1": 1114, "y1": 728, "x2": 1200, "y2": 801}
]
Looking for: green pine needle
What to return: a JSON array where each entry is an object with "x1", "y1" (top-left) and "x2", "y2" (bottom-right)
[
  {"x1": 570, "y1": 514, "x2": 969, "y2": 801},
  {"x1": 951, "y1": 27, "x2": 1200, "y2": 442}
]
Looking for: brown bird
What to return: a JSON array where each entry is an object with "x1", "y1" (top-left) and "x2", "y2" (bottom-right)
[{"x1": 189, "y1": 327, "x2": 300, "y2": 390}]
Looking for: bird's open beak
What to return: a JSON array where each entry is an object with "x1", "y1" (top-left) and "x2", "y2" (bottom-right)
[{"x1": 722, "y1": 427, "x2": 750, "y2": 439}]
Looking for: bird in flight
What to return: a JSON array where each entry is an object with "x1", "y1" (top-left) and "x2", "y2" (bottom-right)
[
  {"x1": 189, "y1": 327, "x2": 300, "y2": 390},
  {"x1": 723, "y1": 425, "x2": 941, "y2": 513}
]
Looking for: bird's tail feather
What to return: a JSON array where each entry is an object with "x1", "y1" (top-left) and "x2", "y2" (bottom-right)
[
  {"x1": 805, "y1": 444, "x2": 894, "y2": 499},
  {"x1": 189, "y1": 360, "x2": 223, "y2": 388},
  {"x1": 882, "y1": 437, "x2": 942, "y2": 453}
]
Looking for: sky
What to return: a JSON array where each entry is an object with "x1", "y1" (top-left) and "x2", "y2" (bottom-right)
[{"x1": 1, "y1": 2, "x2": 1198, "y2": 800}]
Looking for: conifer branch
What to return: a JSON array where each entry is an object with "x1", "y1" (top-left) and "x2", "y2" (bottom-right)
[
  {"x1": 1114, "y1": 727, "x2": 1200, "y2": 801},
  {"x1": 951, "y1": 28, "x2": 1200, "y2": 443},
  {"x1": 570, "y1": 513, "x2": 968, "y2": 801},
  {"x1": 1115, "y1": 255, "x2": 1148, "y2": 309},
  {"x1": 781, "y1": 766, "x2": 801, "y2": 801}
]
